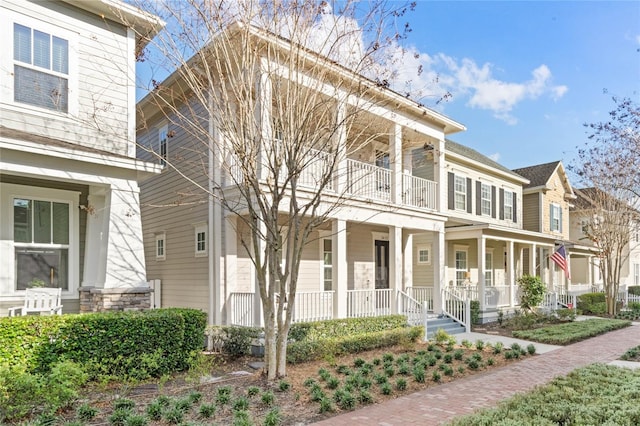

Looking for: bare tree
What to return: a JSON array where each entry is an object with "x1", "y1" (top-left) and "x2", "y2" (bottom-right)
[
  {"x1": 572, "y1": 97, "x2": 640, "y2": 315},
  {"x1": 129, "y1": 0, "x2": 433, "y2": 379}
]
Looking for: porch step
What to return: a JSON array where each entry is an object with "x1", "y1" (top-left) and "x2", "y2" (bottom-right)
[{"x1": 425, "y1": 316, "x2": 466, "y2": 339}]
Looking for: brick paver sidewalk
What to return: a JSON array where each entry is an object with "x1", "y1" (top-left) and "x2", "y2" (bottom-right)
[{"x1": 312, "y1": 324, "x2": 640, "y2": 425}]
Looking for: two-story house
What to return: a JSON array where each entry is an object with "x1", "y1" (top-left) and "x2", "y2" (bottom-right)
[
  {"x1": 570, "y1": 187, "x2": 640, "y2": 290},
  {"x1": 0, "y1": 0, "x2": 163, "y2": 314},
  {"x1": 513, "y1": 161, "x2": 599, "y2": 294}
]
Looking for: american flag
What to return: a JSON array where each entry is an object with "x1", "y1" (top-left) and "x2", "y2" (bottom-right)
[{"x1": 551, "y1": 245, "x2": 571, "y2": 280}]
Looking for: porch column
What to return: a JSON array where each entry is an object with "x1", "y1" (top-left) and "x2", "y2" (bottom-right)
[
  {"x1": 432, "y1": 226, "x2": 445, "y2": 313},
  {"x1": 530, "y1": 243, "x2": 537, "y2": 277},
  {"x1": 390, "y1": 123, "x2": 402, "y2": 205},
  {"x1": 507, "y1": 240, "x2": 515, "y2": 307},
  {"x1": 333, "y1": 219, "x2": 348, "y2": 318},
  {"x1": 566, "y1": 252, "x2": 572, "y2": 287},
  {"x1": 224, "y1": 215, "x2": 238, "y2": 325},
  {"x1": 210, "y1": 94, "x2": 223, "y2": 325},
  {"x1": 256, "y1": 58, "x2": 272, "y2": 181},
  {"x1": 403, "y1": 232, "x2": 413, "y2": 290},
  {"x1": 389, "y1": 225, "x2": 402, "y2": 314},
  {"x1": 478, "y1": 237, "x2": 486, "y2": 311},
  {"x1": 587, "y1": 255, "x2": 593, "y2": 286},
  {"x1": 435, "y1": 139, "x2": 446, "y2": 212},
  {"x1": 334, "y1": 102, "x2": 348, "y2": 194}
]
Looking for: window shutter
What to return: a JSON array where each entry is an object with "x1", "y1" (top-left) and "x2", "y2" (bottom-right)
[
  {"x1": 491, "y1": 186, "x2": 497, "y2": 218},
  {"x1": 512, "y1": 192, "x2": 518, "y2": 223},
  {"x1": 499, "y1": 188, "x2": 504, "y2": 220},
  {"x1": 466, "y1": 177, "x2": 472, "y2": 213},
  {"x1": 448, "y1": 172, "x2": 455, "y2": 210},
  {"x1": 476, "y1": 181, "x2": 482, "y2": 215}
]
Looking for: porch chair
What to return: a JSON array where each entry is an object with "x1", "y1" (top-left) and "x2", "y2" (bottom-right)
[{"x1": 8, "y1": 287, "x2": 63, "y2": 316}]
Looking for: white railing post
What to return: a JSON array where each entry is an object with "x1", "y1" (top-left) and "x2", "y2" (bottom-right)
[
  {"x1": 553, "y1": 292, "x2": 558, "y2": 311},
  {"x1": 423, "y1": 300, "x2": 429, "y2": 341},
  {"x1": 465, "y1": 300, "x2": 471, "y2": 333}
]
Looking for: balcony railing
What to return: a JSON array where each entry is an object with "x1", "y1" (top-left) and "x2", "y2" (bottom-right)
[
  {"x1": 346, "y1": 159, "x2": 391, "y2": 202},
  {"x1": 402, "y1": 174, "x2": 437, "y2": 210}
]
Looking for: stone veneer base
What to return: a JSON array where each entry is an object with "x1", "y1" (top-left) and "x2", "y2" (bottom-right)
[{"x1": 79, "y1": 286, "x2": 152, "y2": 313}]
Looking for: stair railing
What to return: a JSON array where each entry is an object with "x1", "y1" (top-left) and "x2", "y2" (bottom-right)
[{"x1": 441, "y1": 287, "x2": 470, "y2": 333}]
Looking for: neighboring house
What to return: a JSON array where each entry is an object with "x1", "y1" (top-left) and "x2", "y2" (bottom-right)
[
  {"x1": 0, "y1": 0, "x2": 163, "y2": 315},
  {"x1": 513, "y1": 161, "x2": 599, "y2": 293},
  {"x1": 570, "y1": 188, "x2": 640, "y2": 289}
]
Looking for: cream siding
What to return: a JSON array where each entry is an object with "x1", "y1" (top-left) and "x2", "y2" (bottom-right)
[
  {"x1": 412, "y1": 233, "x2": 434, "y2": 288},
  {"x1": 541, "y1": 172, "x2": 571, "y2": 240},
  {"x1": 522, "y1": 193, "x2": 540, "y2": 232},
  {"x1": 2, "y1": 0, "x2": 133, "y2": 156}
]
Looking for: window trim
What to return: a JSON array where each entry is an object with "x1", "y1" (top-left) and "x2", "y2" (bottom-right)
[
  {"x1": 484, "y1": 249, "x2": 494, "y2": 287},
  {"x1": 417, "y1": 245, "x2": 431, "y2": 265},
  {"x1": 158, "y1": 124, "x2": 168, "y2": 166},
  {"x1": 454, "y1": 175, "x2": 467, "y2": 211},
  {"x1": 550, "y1": 203, "x2": 562, "y2": 232},
  {"x1": 155, "y1": 233, "x2": 166, "y2": 261},
  {"x1": 503, "y1": 191, "x2": 514, "y2": 221},
  {"x1": 1, "y1": 183, "x2": 79, "y2": 297},
  {"x1": 6, "y1": 13, "x2": 78, "y2": 116},
  {"x1": 321, "y1": 238, "x2": 333, "y2": 292},
  {"x1": 481, "y1": 183, "x2": 492, "y2": 216},
  {"x1": 194, "y1": 224, "x2": 207, "y2": 257},
  {"x1": 454, "y1": 246, "x2": 468, "y2": 286}
]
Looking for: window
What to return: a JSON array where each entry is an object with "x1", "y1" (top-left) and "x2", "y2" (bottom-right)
[
  {"x1": 484, "y1": 251, "x2": 493, "y2": 286},
  {"x1": 550, "y1": 203, "x2": 562, "y2": 232},
  {"x1": 454, "y1": 176, "x2": 466, "y2": 210},
  {"x1": 13, "y1": 198, "x2": 69, "y2": 290},
  {"x1": 481, "y1": 183, "x2": 491, "y2": 216},
  {"x1": 455, "y1": 249, "x2": 468, "y2": 286},
  {"x1": 155, "y1": 233, "x2": 166, "y2": 260},
  {"x1": 504, "y1": 191, "x2": 514, "y2": 221},
  {"x1": 375, "y1": 150, "x2": 390, "y2": 192},
  {"x1": 322, "y1": 239, "x2": 332, "y2": 291},
  {"x1": 194, "y1": 225, "x2": 207, "y2": 257},
  {"x1": 13, "y1": 23, "x2": 68, "y2": 112},
  {"x1": 417, "y1": 246, "x2": 431, "y2": 264},
  {"x1": 158, "y1": 125, "x2": 168, "y2": 165}
]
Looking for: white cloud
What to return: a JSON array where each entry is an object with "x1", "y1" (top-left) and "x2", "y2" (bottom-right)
[{"x1": 488, "y1": 152, "x2": 501, "y2": 162}]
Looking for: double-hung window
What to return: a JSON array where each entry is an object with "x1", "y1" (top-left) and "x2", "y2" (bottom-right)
[
  {"x1": 454, "y1": 176, "x2": 467, "y2": 210},
  {"x1": 550, "y1": 203, "x2": 562, "y2": 232},
  {"x1": 481, "y1": 183, "x2": 491, "y2": 216},
  {"x1": 13, "y1": 198, "x2": 70, "y2": 290},
  {"x1": 13, "y1": 23, "x2": 69, "y2": 112},
  {"x1": 155, "y1": 233, "x2": 166, "y2": 261},
  {"x1": 455, "y1": 249, "x2": 468, "y2": 286},
  {"x1": 322, "y1": 239, "x2": 332, "y2": 291},
  {"x1": 503, "y1": 191, "x2": 514, "y2": 221},
  {"x1": 158, "y1": 125, "x2": 168, "y2": 166},
  {"x1": 194, "y1": 224, "x2": 207, "y2": 257}
]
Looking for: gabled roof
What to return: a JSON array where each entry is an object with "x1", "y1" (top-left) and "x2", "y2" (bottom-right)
[
  {"x1": 513, "y1": 160, "x2": 576, "y2": 198},
  {"x1": 445, "y1": 139, "x2": 529, "y2": 183}
]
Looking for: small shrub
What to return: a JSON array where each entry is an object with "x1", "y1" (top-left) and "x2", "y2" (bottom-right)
[
  {"x1": 310, "y1": 385, "x2": 325, "y2": 402},
  {"x1": 146, "y1": 401, "x2": 163, "y2": 421},
  {"x1": 413, "y1": 366, "x2": 425, "y2": 383},
  {"x1": 232, "y1": 409, "x2": 251, "y2": 426},
  {"x1": 163, "y1": 407, "x2": 184, "y2": 425},
  {"x1": 527, "y1": 344, "x2": 536, "y2": 355},
  {"x1": 156, "y1": 395, "x2": 171, "y2": 407},
  {"x1": 461, "y1": 339, "x2": 472, "y2": 348},
  {"x1": 457, "y1": 366, "x2": 465, "y2": 374},
  {"x1": 188, "y1": 391, "x2": 202, "y2": 404},
  {"x1": 454, "y1": 349, "x2": 464, "y2": 360},
  {"x1": 396, "y1": 378, "x2": 407, "y2": 390},
  {"x1": 358, "y1": 390, "x2": 374, "y2": 404},
  {"x1": 261, "y1": 391, "x2": 275, "y2": 406},
  {"x1": 336, "y1": 364, "x2": 350, "y2": 375},
  {"x1": 76, "y1": 403, "x2": 99, "y2": 421},
  {"x1": 108, "y1": 408, "x2": 132, "y2": 426},
  {"x1": 374, "y1": 373, "x2": 387, "y2": 384},
  {"x1": 318, "y1": 368, "x2": 331, "y2": 381},
  {"x1": 337, "y1": 391, "x2": 356, "y2": 410},
  {"x1": 264, "y1": 408, "x2": 282, "y2": 426},
  {"x1": 353, "y1": 358, "x2": 366, "y2": 368},
  {"x1": 175, "y1": 397, "x2": 193, "y2": 412},
  {"x1": 510, "y1": 343, "x2": 522, "y2": 352},
  {"x1": 124, "y1": 414, "x2": 148, "y2": 426},
  {"x1": 432, "y1": 371, "x2": 441, "y2": 382},
  {"x1": 443, "y1": 354, "x2": 453, "y2": 364},
  {"x1": 475, "y1": 340, "x2": 485, "y2": 351},
  {"x1": 233, "y1": 397, "x2": 250, "y2": 411},
  {"x1": 278, "y1": 380, "x2": 290, "y2": 392},
  {"x1": 443, "y1": 365, "x2": 454, "y2": 376},
  {"x1": 398, "y1": 362, "x2": 410, "y2": 375},
  {"x1": 248, "y1": 385, "x2": 261, "y2": 396},
  {"x1": 372, "y1": 357, "x2": 381, "y2": 366},
  {"x1": 518, "y1": 275, "x2": 546, "y2": 311},
  {"x1": 198, "y1": 403, "x2": 215, "y2": 418},
  {"x1": 319, "y1": 398, "x2": 333, "y2": 413},
  {"x1": 493, "y1": 342, "x2": 504, "y2": 354},
  {"x1": 326, "y1": 376, "x2": 340, "y2": 390},
  {"x1": 433, "y1": 329, "x2": 456, "y2": 346},
  {"x1": 384, "y1": 365, "x2": 395, "y2": 377},
  {"x1": 487, "y1": 358, "x2": 495, "y2": 366},
  {"x1": 380, "y1": 383, "x2": 392, "y2": 395}
]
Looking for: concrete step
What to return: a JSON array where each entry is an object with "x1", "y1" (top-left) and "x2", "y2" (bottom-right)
[{"x1": 425, "y1": 316, "x2": 466, "y2": 339}]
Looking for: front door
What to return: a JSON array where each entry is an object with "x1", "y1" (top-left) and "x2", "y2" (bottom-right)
[{"x1": 375, "y1": 240, "x2": 389, "y2": 289}]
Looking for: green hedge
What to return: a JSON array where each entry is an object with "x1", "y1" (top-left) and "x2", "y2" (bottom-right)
[
  {"x1": 287, "y1": 326, "x2": 423, "y2": 364},
  {"x1": 628, "y1": 286, "x2": 640, "y2": 296},
  {"x1": 577, "y1": 292, "x2": 607, "y2": 315},
  {"x1": 0, "y1": 309, "x2": 206, "y2": 380},
  {"x1": 288, "y1": 315, "x2": 408, "y2": 342}
]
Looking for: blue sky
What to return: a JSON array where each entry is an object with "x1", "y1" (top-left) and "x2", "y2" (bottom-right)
[
  {"x1": 137, "y1": 1, "x2": 639, "y2": 172},
  {"x1": 402, "y1": 1, "x2": 640, "y2": 170}
]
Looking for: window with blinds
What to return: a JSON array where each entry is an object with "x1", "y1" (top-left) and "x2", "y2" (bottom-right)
[{"x1": 13, "y1": 23, "x2": 69, "y2": 112}]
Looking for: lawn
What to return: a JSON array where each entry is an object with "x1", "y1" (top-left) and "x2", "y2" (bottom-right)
[
  {"x1": 448, "y1": 363, "x2": 640, "y2": 426},
  {"x1": 511, "y1": 318, "x2": 630, "y2": 345}
]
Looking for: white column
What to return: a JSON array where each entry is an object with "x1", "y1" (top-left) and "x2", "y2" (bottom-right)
[
  {"x1": 334, "y1": 102, "x2": 348, "y2": 194},
  {"x1": 101, "y1": 185, "x2": 147, "y2": 288},
  {"x1": 566, "y1": 252, "x2": 572, "y2": 287},
  {"x1": 507, "y1": 241, "x2": 515, "y2": 306},
  {"x1": 403, "y1": 232, "x2": 413, "y2": 290},
  {"x1": 433, "y1": 139, "x2": 446, "y2": 212},
  {"x1": 210, "y1": 90, "x2": 223, "y2": 325},
  {"x1": 224, "y1": 215, "x2": 238, "y2": 325},
  {"x1": 531, "y1": 243, "x2": 537, "y2": 277},
  {"x1": 478, "y1": 237, "x2": 486, "y2": 311},
  {"x1": 389, "y1": 225, "x2": 402, "y2": 314},
  {"x1": 432, "y1": 226, "x2": 445, "y2": 313},
  {"x1": 587, "y1": 255, "x2": 593, "y2": 286},
  {"x1": 390, "y1": 123, "x2": 402, "y2": 205},
  {"x1": 256, "y1": 58, "x2": 272, "y2": 182},
  {"x1": 82, "y1": 187, "x2": 108, "y2": 288},
  {"x1": 333, "y1": 219, "x2": 348, "y2": 318}
]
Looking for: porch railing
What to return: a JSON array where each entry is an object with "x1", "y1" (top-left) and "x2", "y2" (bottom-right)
[
  {"x1": 397, "y1": 289, "x2": 423, "y2": 326},
  {"x1": 402, "y1": 174, "x2": 437, "y2": 210},
  {"x1": 292, "y1": 291, "x2": 334, "y2": 323},
  {"x1": 298, "y1": 149, "x2": 334, "y2": 191},
  {"x1": 442, "y1": 287, "x2": 470, "y2": 332},
  {"x1": 541, "y1": 292, "x2": 577, "y2": 311},
  {"x1": 346, "y1": 289, "x2": 392, "y2": 318},
  {"x1": 346, "y1": 159, "x2": 391, "y2": 202},
  {"x1": 484, "y1": 285, "x2": 511, "y2": 308},
  {"x1": 405, "y1": 286, "x2": 434, "y2": 312},
  {"x1": 229, "y1": 292, "x2": 254, "y2": 326}
]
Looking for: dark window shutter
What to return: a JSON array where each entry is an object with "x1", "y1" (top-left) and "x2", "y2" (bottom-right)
[
  {"x1": 491, "y1": 186, "x2": 497, "y2": 218},
  {"x1": 476, "y1": 181, "x2": 482, "y2": 215},
  {"x1": 448, "y1": 172, "x2": 455, "y2": 210},
  {"x1": 466, "y1": 177, "x2": 472, "y2": 213},
  {"x1": 513, "y1": 191, "x2": 518, "y2": 223},
  {"x1": 499, "y1": 188, "x2": 505, "y2": 220}
]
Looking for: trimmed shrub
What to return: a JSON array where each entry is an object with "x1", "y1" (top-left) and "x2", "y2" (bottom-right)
[
  {"x1": 577, "y1": 293, "x2": 607, "y2": 315},
  {"x1": 470, "y1": 300, "x2": 480, "y2": 325},
  {"x1": 289, "y1": 315, "x2": 409, "y2": 342}
]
